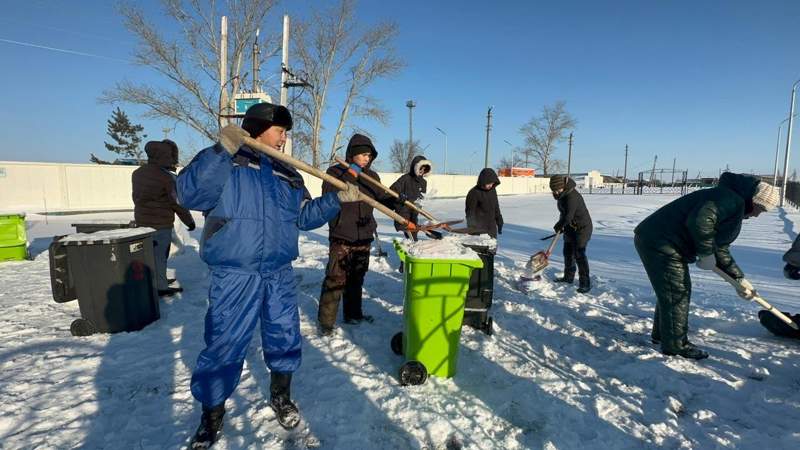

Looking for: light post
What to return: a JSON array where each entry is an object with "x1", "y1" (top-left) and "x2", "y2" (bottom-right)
[
  {"x1": 435, "y1": 127, "x2": 448, "y2": 174},
  {"x1": 780, "y1": 78, "x2": 800, "y2": 206},
  {"x1": 774, "y1": 114, "x2": 796, "y2": 186},
  {"x1": 406, "y1": 100, "x2": 416, "y2": 157}
]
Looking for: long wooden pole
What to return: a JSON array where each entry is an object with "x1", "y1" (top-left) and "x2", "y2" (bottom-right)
[
  {"x1": 712, "y1": 267, "x2": 798, "y2": 329},
  {"x1": 242, "y1": 136, "x2": 416, "y2": 230},
  {"x1": 333, "y1": 156, "x2": 438, "y2": 223}
]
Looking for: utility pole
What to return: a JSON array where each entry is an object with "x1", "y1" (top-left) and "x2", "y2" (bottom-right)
[
  {"x1": 252, "y1": 29, "x2": 261, "y2": 93},
  {"x1": 484, "y1": 107, "x2": 493, "y2": 168},
  {"x1": 219, "y1": 16, "x2": 228, "y2": 128},
  {"x1": 280, "y1": 15, "x2": 290, "y2": 106},
  {"x1": 781, "y1": 80, "x2": 800, "y2": 207},
  {"x1": 406, "y1": 100, "x2": 416, "y2": 161},
  {"x1": 162, "y1": 127, "x2": 171, "y2": 139},
  {"x1": 671, "y1": 158, "x2": 676, "y2": 186},
  {"x1": 649, "y1": 155, "x2": 658, "y2": 186},
  {"x1": 435, "y1": 127, "x2": 448, "y2": 174},
  {"x1": 623, "y1": 144, "x2": 629, "y2": 194},
  {"x1": 567, "y1": 132, "x2": 574, "y2": 178}
]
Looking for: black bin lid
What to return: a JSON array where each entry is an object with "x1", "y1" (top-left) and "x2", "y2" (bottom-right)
[{"x1": 59, "y1": 227, "x2": 156, "y2": 246}]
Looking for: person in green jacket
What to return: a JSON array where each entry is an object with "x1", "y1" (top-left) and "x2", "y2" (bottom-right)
[{"x1": 634, "y1": 173, "x2": 779, "y2": 359}]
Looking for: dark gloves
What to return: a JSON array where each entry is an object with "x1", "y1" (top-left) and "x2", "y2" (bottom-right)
[
  {"x1": 553, "y1": 222, "x2": 564, "y2": 233},
  {"x1": 186, "y1": 221, "x2": 196, "y2": 232},
  {"x1": 785, "y1": 263, "x2": 800, "y2": 280}
]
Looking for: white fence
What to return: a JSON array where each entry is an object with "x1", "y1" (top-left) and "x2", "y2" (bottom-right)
[{"x1": 0, "y1": 161, "x2": 550, "y2": 214}]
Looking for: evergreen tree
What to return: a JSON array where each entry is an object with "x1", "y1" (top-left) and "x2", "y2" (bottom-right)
[{"x1": 101, "y1": 107, "x2": 146, "y2": 162}]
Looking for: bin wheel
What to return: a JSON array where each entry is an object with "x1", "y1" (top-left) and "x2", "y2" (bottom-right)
[
  {"x1": 399, "y1": 361, "x2": 427, "y2": 386},
  {"x1": 483, "y1": 317, "x2": 494, "y2": 336},
  {"x1": 391, "y1": 332, "x2": 403, "y2": 355},
  {"x1": 70, "y1": 318, "x2": 96, "y2": 337}
]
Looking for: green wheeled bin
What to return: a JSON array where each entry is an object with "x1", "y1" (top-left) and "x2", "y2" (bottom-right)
[
  {"x1": 391, "y1": 240, "x2": 483, "y2": 386},
  {"x1": 0, "y1": 213, "x2": 28, "y2": 262}
]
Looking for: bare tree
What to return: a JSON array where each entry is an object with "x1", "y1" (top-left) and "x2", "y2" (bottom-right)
[
  {"x1": 389, "y1": 139, "x2": 419, "y2": 173},
  {"x1": 292, "y1": 0, "x2": 403, "y2": 167},
  {"x1": 100, "y1": 0, "x2": 279, "y2": 142},
  {"x1": 519, "y1": 101, "x2": 576, "y2": 176}
]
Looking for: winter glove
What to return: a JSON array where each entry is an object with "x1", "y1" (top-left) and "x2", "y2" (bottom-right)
[
  {"x1": 695, "y1": 254, "x2": 716, "y2": 271},
  {"x1": 553, "y1": 222, "x2": 564, "y2": 233},
  {"x1": 784, "y1": 263, "x2": 800, "y2": 280},
  {"x1": 347, "y1": 163, "x2": 362, "y2": 177},
  {"x1": 397, "y1": 192, "x2": 409, "y2": 204},
  {"x1": 736, "y1": 278, "x2": 756, "y2": 300},
  {"x1": 337, "y1": 183, "x2": 361, "y2": 203},
  {"x1": 186, "y1": 221, "x2": 196, "y2": 232},
  {"x1": 219, "y1": 124, "x2": 250, "y2": 155}
]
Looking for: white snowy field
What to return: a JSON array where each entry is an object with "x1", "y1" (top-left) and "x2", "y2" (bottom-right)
[{"x1": 1, "y1": 192, "x2": 800, "y2": 449}]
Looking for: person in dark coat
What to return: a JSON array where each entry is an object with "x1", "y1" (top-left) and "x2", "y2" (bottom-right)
[
  {"x1": 390, "y1": 154, "x2": 432, "y2": 239},
  {"x1": 131, "y1": 139, "x2": 195, "y2": 297},
  {"x1": 465, "y1": 168, "x2": 504, "y2": 238},
  {"x1": 549, "y1": 176, "x2": 593, "y2": 293},
  {"x1": 634, "y1": 173, "x2": 779, "y2": 360},
  {"x1": 177, "y1": 102, "x2": 359, "y2": 446},
  {"x1": 318, "y1": 134, "x2": 399, "y2": 335}
]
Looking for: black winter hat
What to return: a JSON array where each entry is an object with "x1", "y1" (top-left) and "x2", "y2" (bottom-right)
[
  {"x1": 549, "y1": 175, "x2": 568, "y2": 192},
  {"x1": 241, "y1": 102, "x2": 293, "y2": 138}
]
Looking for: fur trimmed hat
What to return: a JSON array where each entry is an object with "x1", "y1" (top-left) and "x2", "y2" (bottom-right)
[
  {"x1": 414, "y1": 158, "x2": 433, "y2": 177},
  {"x1": 241, "y1": 102, "x2": 293, "y2": 138},
  {"x1": 752, "y1": 181, "x2": 780, "y2": 211}
]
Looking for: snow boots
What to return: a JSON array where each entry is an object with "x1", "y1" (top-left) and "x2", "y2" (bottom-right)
[
  {"x1": 270, "y1": 372, "x2": 301, "y2": 429},
  {"x1": 662, "y1": 342, "x2": 709, "y2": 360},
  {"x1": 190, "y1": 404, "x2": 225, "y2": 449}
]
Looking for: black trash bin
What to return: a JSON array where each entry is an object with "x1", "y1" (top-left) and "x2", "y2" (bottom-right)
[
  {"x1": 59, "y1": 228, "x2": 160, "y2": 336},
  {"x1": 49, "y1": 235, "x2": 77, "y2": 303},
  {"x1": 462, "y1": 243, "x2": 495, "y2": 335},
  {"x1": 71, "y1": 220, "x2": 137, "y2": 234}
]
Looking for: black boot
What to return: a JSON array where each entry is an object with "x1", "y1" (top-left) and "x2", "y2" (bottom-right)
[
  {"x1": 270, "y1": 372, "x2": 301, "y2": 430},
  {"x1": 577, "y1": 279, "x2": 591, "y2": 294},
  {"x1": 190, "y1": 403, "x2": 225, "y2": 449},
  {"x1": 663, "y1": 342, "x2": 709, "y2": 360},
  {"x1": 554, "y1": 275, "x2": 574, "y2": 284}
]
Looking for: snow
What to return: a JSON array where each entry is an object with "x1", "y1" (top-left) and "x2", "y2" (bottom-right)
[
  {"x1": 400, "y1": 236, "x2": 482, "y2": 260},
  {"x1": 2, "y1": 194, "x2": 800, "y2": 449},
  {"x1": 59, "y1": 227, "x2": 157, "y2": 244}
]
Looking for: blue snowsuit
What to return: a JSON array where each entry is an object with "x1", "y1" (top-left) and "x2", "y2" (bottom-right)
[{"x1": 177, "y1": 143, "x2": 340, "y2": 407}]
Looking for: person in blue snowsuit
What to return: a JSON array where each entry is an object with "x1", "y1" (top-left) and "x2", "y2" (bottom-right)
[{"x1": 177, "y1": 102, "x2": 361, "y2": 448}]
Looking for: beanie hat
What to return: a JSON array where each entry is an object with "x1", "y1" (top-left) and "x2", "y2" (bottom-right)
[
  {"x1": 752, "y1": 181, "x2": 780, "y2": 211},
  {"x1": 241, "y1": 102, "x2": 293, "y2": 138},
  {"x1": 549, "y1": 176, "x2": 567, "y2": 192}
]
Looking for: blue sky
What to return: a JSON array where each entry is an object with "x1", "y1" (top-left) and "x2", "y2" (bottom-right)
[{"x1": 1, "y1": 0, "x2": 799, "y2": 178}]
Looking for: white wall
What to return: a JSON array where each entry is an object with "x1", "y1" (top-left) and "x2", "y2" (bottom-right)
[{"x1": 0, "y1": 161, "x2": 550, "y2": 213}]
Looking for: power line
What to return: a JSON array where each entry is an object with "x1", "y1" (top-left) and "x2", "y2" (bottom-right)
[{"x1": 0, "y1": 38, "x2": 131, "y2": 63}]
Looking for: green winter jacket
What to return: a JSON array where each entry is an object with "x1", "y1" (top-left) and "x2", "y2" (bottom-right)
[{"x1": 634, "y1": 172, "x2": 760, "y2": 279}]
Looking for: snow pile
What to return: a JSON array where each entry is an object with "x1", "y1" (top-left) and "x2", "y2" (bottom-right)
[
  {"x1": 446, "y1": 233, "x2": 497, "y2": 251},
  {"x1": 400, "y1": 236, "x2": 481, "y2": 260},
  {"x1": 59, "y1": 227, "x2": 156, "y2": 244}
]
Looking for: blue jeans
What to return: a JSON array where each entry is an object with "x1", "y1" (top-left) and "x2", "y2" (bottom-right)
[{"x1": 152, "y1": 228, "x2": 173, "y2": 290}]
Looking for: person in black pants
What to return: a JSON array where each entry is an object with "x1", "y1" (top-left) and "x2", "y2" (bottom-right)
[{"x1": 549, "y1": 176, "x2": 593, "y2": 293}]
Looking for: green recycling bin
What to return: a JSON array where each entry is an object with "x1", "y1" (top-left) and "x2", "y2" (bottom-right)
[
  {"x1": 0, "y1": 213, "x2": 28, "y2": 261},
  {"x1": 391, "y1": 240, "x2": 483, "y2": 385}
]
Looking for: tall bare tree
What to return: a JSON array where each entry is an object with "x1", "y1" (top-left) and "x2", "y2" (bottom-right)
[
  {"x1": 519, "y1": 101, "x2": 576, "y2": 175},
  {"x1": 100, "y1": 0, "x2": 279, "y2": 142},
  {"x1": 389, "y1": 139, "x2": 419, "y2": 173},
  {"x1": 292, "y1": 0, "x2": 403, "y2": 167}
]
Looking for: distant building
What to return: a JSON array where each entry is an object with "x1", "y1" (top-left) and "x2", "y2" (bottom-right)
[{"x1": 498, "y1": 167, "x2": 535, "y2": 177}]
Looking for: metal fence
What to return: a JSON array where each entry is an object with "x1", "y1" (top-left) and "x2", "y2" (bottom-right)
[{"x1": 785, "y1": 180, "x2": 800, "y2": 208}]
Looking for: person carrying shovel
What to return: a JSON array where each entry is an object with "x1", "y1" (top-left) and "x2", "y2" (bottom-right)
[
  {"x1": 549, "y1": 175, "x2": 593, "y2": 293},
  {"x1": 390, "y1": 154, "x2": 433, "y2": 240},
  {"x1": 634, "y1": 172, "x2": 779, "y2": 360},
  {"x1": 177, "y1": 102, "x2": 361, "y2": 447},
  {"x1": 318, "y1": 134, "x2": 404, "y2": 336}
]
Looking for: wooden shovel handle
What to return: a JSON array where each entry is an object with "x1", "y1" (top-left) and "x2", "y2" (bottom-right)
[
  {"x1": 242, "y1": 137, "x2": 415, "y2": 230},
  {"x1": 545, "y1": 233, "x2": 561, "y2": 257},
  {"x1": 712, "y1": 267, "x2": 799, "y2": 330},
  {"x1": 333, "y1": 156, "x2": 438, "y2": 223}
]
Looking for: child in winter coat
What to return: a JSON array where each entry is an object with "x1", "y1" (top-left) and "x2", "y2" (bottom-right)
[
  {"x1": 318, "y1": 134, "x2": 400, "y2": 336},
  {"x1": 549, "y1": 176, "x2": 593, "y2": 293},
  {"x1": 390, "y1": 155, "x2": 432, "y2": 239},
  {"x1": 634, "y1": 173, "x2": 779, "y2": 359},
  {"x1": 177, "y1": 102, "x2": 360, "y2": 447},
  {"x1": 465, "y1": 168, "x2": 504, "y2": 238}
]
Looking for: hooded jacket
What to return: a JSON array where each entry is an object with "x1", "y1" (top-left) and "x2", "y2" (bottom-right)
[
  {"x1": 177, "y1": 143, "x2": 341, "y2": 274},
  {"x1": 389, "y1": 155, "x2": 430, "y2": 231},
  {"x1": 323, "y1": 134, "x2": 396, "y2": 243},
  {"x1": 555, "y1": 177, "x2": 593, "y2": 239},
  {"x1": 634, "y1": 172, "x2": 761, "y2": 279},
  {"x1": 132, "y1": 140, "x2": 195, "y2": 230},
  {"x1": 465, "y1": 168, "x2": 504, "y2": 238}
]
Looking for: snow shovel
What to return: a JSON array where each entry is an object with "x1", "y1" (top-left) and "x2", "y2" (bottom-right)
[
  {"x1": 243, "y1": 137, "x2": 450, "y2": 234},
  {"x1": 712, "y1": 266, "x2": 799, "y2": 330},
  {"x1": 525, "y1": 232, "x2": 562, "y2": 275},
  {"x1": 333, "y1": 156, "x2": 460, "y2": 238}
]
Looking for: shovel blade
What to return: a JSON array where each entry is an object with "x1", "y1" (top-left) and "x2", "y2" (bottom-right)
[{"x1": 526, "y1": 251, "x2": 549, "y2": 274}]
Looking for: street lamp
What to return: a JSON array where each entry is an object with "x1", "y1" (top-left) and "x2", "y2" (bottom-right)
[
  {"x1": 435, "y1": 127, "x2": 447, "y2": 175},
  {"x1": 775, "y1": 115, "x2": 796, "y2": 186},
  {"x1": 780, "y1": 78, "x2": 800, "y2": 207},
  {"x1": 503, "y1": 139, "x2": 518, "y2": 166},
  {"x1": 406, "y1": 100, "x2": 416, "y2": 156}
]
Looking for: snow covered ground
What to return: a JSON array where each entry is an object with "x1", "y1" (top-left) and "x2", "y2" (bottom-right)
[{"x1": 2, "y1": 193, "x2": 800, "y2": 449}]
